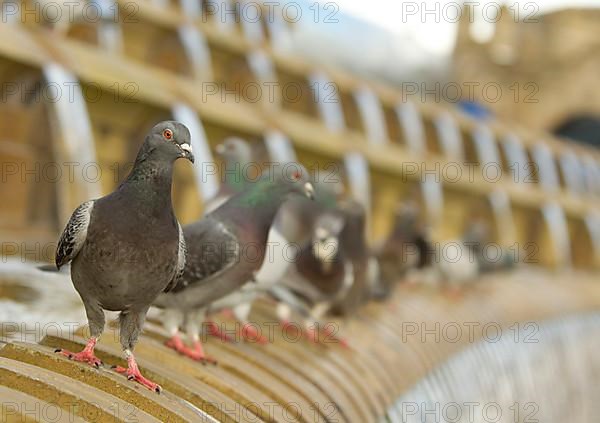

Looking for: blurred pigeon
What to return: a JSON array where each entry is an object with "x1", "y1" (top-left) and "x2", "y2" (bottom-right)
[
  {"x1": 424, "y1": 218, "x2": 503, "y2": 296},
  {"x1": 373, "y1": 202, "x2": 432, "y2": 299},
  {"x1": 330, "y1": 200, "x2": 373, "y2": 316},
  {"x1": 204, "y1": 163, "x2": 343, "y2": 344},
  {"x1": 54, "y1": 121, "x2": 194, "y2": 393},
  {"x1": 464, "y1": 219, "x2": 517, "y2": 273},
  {"x1": 154, "y1": 164, "x2": 315, "y2": 361},
  {"x1": 201, "y1": 137, "x2": 269, "y2": 343},
  {"x1": 204, "y1": 137, "x2": 255, "y2": 214},
  {"x1": 271, "y1": 210, "x2": 353, "y2": 346},
  {"x1": 275, "y1": 169, "x2": 342, "y2": 245}
]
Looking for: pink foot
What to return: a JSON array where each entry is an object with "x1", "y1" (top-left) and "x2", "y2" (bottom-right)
[
  {"x1": 165, "y1": 335, "x2": 217, "y2": 364},
  {"x1": 322, "y1": 324, "x2": 350, "y2": 349},
  {"x1": 220, "y1": 308, "x2": 234, "y2": 319},
  {"x1": 113, "y1": 354, "x2": 162, "y2": 393},
  {"x1": 444, "y1": 287, "x2": 463, "y2": 301},
  {"x1": 304, "y1": 326, "x2": 321, "y2": 344},
  {"x1": 207, "y1": 321, "x2": 234, "y2": 342},
  {"x1": 240, "y1": 323, "x2": 268, "y2": 344},
  {"x1": 55, "y1": 338, "x2": 103, "y2": 368},
  {"x1": 280, "y1": 320, "x2": 302, "y2": 337}
]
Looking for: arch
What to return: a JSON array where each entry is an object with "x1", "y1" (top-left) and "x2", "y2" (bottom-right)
[
  {"x1": 246, "y1": 50, "x2": 280, "y2": 109},
  {"x1": 585, "y1": 214, "x2": 600, "y2": 268},
  {"x1": 120, "y1": 15, "x2": 194, "y2": 76},
  {"x1": 0, "y1": 59, "x2": 61, "y2": 238},
  {"x1": 264, "y1": 130, "x2": 297, "y2": 164},
  {"x1": 531, "y1": 142, "x2": 560, "y2": 193},
  {"x1": 236, "y1": 0, "x2": 267, "y2": 45},
  {"x1": 43, "y1": 63, "x2": 101, "y2": 220},
  {"x1": 558, "y1": 150, "x2": 586, "y2": 195},
  {"x1": 396, "y1": 100, "x2": 426, "y2": 156},
  {"x1": 541, "y1": 202, "x2": 571, "y2": 268},
  {"x1": 353, "y1": 85, "x2": 388, "y2": 145},
  {"x1": 308, "y1": 71, "x2": 345, "y2": 133},
  {"x1": 433, "y1": 111, "x2": 463, "y2": 161},
  {"x1": 554, "y1": 115, "x2": 600, "y2": 149},
  {"x1": 172, "y1": 103, "x2": 219, "y2": 202},
  {"x1": 488, "y1": 190, "x2": 516, "y2": 246},
  {"x1": 471, "y1": 123, "x2": 502, "y2": 171},
  {"x1": 344, "y1": 152, "x2": 372, "y2": 233},
  {"x1": 500, "y1": 133, "x2": 530, "y2": 185},
  {"x1": 177, "y1": 24, "x2": 213, "y2": 81}
]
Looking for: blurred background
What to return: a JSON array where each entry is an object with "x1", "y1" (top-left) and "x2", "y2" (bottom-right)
[{"x1": 0, "y1": 0, "x2": 600, "y2": 421}]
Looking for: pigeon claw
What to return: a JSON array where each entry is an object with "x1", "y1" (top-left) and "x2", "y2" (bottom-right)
[
  {"x1": 322, "y1": 324, "x2": 351, "y2": 350},
  {"x1": 114, "y1": 364, "x2": 162, "y2": 393},
  {"x1": 55, "y1": 348, "x2": 103, "y2": 368},
  {"x1": 301, "y1": 325, "x2": 351, "y2": 349},
  {"x1": 240, "y1": 323, "x2": 268, "y2": 345},
  {"x1": 165, "y1": 336, "x2": 218, "y2": 364},
  {"x1": 207, "y1": 321, "x2": 234, "y2": 343}
]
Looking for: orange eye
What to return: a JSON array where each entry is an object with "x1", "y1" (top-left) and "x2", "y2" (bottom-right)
[
  {"x1": 163, "y1": 129, "x2": 173, "y2": 140},
  {"x1": 292, "y1": 171, "x2": 301, "y2": 180}
]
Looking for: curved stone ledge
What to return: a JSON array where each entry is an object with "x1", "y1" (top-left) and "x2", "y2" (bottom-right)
[{"x1": 1, "y1": 268, "x2": 599, "y2": 422}]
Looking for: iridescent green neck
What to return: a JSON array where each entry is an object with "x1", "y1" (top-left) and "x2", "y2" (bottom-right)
[{"x1": 233, "y1": 179, "x2": 282, "y2": 208}]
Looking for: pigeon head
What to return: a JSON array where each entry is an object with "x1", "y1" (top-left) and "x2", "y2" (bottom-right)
[
  {"x1": 463, "y1": 220, "x2": 490, "y2": 252},
  {"x1": 312, "y1": 212, "x2": 344, "y2": 264},
  {"x1": 215, "y1": 137, "x2": 253, "y2": 165},
  {"x1": 229, "y1": 163, "x2": 314, "y2": 216},
  {"x1": 277, "y1": 163, "x2": 315, "y2": 200},
  {"x1": 145, "y1": 121, "x2": 194, "y2": 163}
]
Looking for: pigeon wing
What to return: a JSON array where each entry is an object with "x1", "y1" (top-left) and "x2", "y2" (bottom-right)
[
  {"x1": 172, "y1": 218, "x2": 240, "y2": 293},
  {"x1": 55, "y1": 200, "x2": 94, "y2": 269},
  {"x1": 163, "y1": 222, "x2": 187, "y2": 293}
]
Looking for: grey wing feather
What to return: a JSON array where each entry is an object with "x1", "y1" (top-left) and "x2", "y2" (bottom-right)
[
  {"x1": 55, "y1": 200, "x2": 94, "y2": 269},
  {"x1": 164, "y1": 223, "x2": 186, "y2": 293},
  {"x1": 173, "y1": 219, "x2": 240, "y2": 293}
]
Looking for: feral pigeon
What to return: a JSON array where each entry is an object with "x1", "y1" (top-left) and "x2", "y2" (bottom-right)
[
  {"x1": 204, "y1": 137, "x2": 255, "y2": 214},
  {"x1": 271, "y1": 210, "x2": 353, "y2": 345},
  {"x1": 374, "y1": 202, "x2": 432, "y2": 299},
  {"x1": 205, "y1": 163, "x2": 343, "y2": 343},
  {"x1": 200, "y1": 137, "x2": 268, "y2": 343},
  {"x1": 54, "y1": 121, "x2": 194, "y2": 393},
  {"x1": 330, "y1": 200, "x2": 373, "y2": 316},
  {"x1": 423, "y1": 218, "x2": 505, "y2": 296},
  {"x1": 154, "y1": 164, "x2": 314, "y2": 361}
]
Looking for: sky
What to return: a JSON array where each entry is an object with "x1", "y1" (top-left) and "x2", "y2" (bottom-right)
[
  {"x1": 329, "y1": 0, "x2": 600, "y2": 56},
  {"x1": 291, "y1": 0, "x2": 600, "y2": 84}
]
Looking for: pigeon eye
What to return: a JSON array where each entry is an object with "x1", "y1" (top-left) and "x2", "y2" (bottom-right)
[
  {"x1": 292, "y1": 171, "x2": 301, "y2": 181},
  {"x1": 163, "y1": 129, "x2": 173, "y2": 140}
]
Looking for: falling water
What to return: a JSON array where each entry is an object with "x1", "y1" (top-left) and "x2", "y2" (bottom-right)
[
  {"x1": 434, "y1": 112, "x2": 463, "y2": 160},
  {"x1": 171, "y1": 103, "x2": 220, "y2": 203},
  {"x1": 354, "y1": 85, "x2": 388, "y2": 145},
  {"x1": 384, "y1": 313, "x2": 600, "y2": 423},
  {"x1": 43, "y1": 63, "x2": 101, "y2": 221},
  {"x1": 398, "y1": 100, "x2": 427, "y2": 156}
]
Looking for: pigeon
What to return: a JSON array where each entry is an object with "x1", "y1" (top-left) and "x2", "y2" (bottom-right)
[
  {"x1": 54, "y1": 121, "x2": 194, "y2": 393},
  {"x1": 423, "y1": 218, "x2": 506, "y2": 296},
  {"x1": 270, "y1": 209, "x2": 353, "y2": 346},
  {"x1": 199, "y1": 137, "x2": 268, "y2": 343},
  {"x1": 330, "y1": 200, "x2": 374, "y2": 316},
  {"x1": 204, "y1": 137, "x2": 255, "y2": 214},
  {"x1": 464, "y1": 220, "x2": 517, "y2": 272},
  {"x1": 203, "y1": 160, "x2": 342, "y2": 344},
  {"x1": 154, "y1": 164, "x2": 315, "y2": 361},
  {"x1": 275, "y1": 169, "x2": 342, "y2": 245},
  {"x1": 373, "y1": 202, "x2": 432, "y2": 299}
]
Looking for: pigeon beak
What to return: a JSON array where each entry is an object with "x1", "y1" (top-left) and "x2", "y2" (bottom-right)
[
  {"x1": 180, "y1": 143, "x2": 195, "y2": 163},
  {"x1": 304, "y1": 182, "x2": 315, "y2": 200}
]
